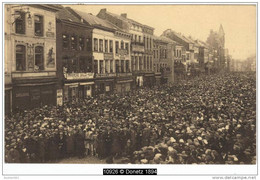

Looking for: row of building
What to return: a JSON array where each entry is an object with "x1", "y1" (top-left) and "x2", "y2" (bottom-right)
[{"x1": 4, "y1": 4, "x2": 231, "y2": 114}]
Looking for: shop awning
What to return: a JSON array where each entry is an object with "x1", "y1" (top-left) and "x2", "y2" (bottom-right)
[{"x1": 64, "y1": 83, "x2": 78, "y2": 87}]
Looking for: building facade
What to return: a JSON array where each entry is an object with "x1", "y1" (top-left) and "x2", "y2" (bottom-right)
[
  {"x1": 56, "y1": 6, "x2": 94, "y2": 104},
  {"x1": 97, "y1": 9, "x2": 155, "y2": 88},
  {"x1": 153, "y1": 36, "x2": 175, "y2": 85},
  {"x1": 5, "y1": 4, "x2": 59, "y2": 113},
  {"x1": 69, "y1": 8, "x2": 133, "y2": 95}
]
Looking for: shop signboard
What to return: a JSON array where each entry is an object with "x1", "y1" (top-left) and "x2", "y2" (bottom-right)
[{"x1": 65, "y1": 73, "x2": 94, "y2": 80}]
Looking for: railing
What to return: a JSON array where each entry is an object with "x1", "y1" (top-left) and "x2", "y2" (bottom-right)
[{"x1": 118, "y1": 49, "x2": 128, "y2": 56}]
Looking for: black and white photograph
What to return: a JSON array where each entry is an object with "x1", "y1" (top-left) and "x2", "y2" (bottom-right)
[{"x1": 1, "y1": 1, "x2": 258, "y2": 178}]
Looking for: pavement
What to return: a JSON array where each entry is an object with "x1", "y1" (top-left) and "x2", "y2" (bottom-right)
[{"x1": 58, "y1": 156, "x2": 107, "y2": 164}]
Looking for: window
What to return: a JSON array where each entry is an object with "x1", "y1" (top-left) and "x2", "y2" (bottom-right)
[
  {"x1": 110, "y1": 60, "x2": 113, "y2": 73},
  {"x1": 79, "y1": 57, "x2": 86, "y2": 72},
  {"x1": 15, "y1": 11, "x2": 25, "y2": 34},
  {"x1": 99, "y1": 39, "x2": 103, "y2": 52},
  {"x1": 144, "y1": 37, "x2": 146, "y2": 48},
  {"x1": 79, "y1": 37, "x2": 84, "y2": 51},
  {"x1": 139, "y1": 56, "x2": 142, "y2": 70},
  {"x1": 109, "y1": 40, "x2": 113, "y2": 53},
  {"x1": 105, "y1": 40, "x2": 108, "y2": 53},
  {"x1": 105, "y1": 60, "x2": 109, "y2": 73},
  {"x1": 115, "y1": 60, "x2": 120, "y2": 73},
  {"x1": 121, "y1": 41, "x2": 124, "y2": 49},
  {"x1": 125, "y1": 43, "x2": 129, "y2": 54},
  {"x1": 86, "y1": 57, "x2": 92, "y2": 72},
  {"x1": 68, "y1": 58, "x2": 78, "y2": 73},
  {"x1": 34, "y1": 15, "x2": 43, "y2": 36},
  {"x1": 143, "y1": 56, "x2": 146, "y2": 70},
  {"x1": 35, "y1": 46, "x2": 44, "y2": 70},
  {"x1": 115, "y1": 41, "x2": 119, "y2": 54},
  {"x1": 139, "y1": 36, "x2": 141, "y2": 43},
  {"x1": 121, "y1": 60, "x2": 125, "y2": 73},
  {"x1": 16, "y1": 45, "x2": 26, "y2": 71},
  {"x1": 146, "y1": 58, "x2": 149, "y2": 70},
  {"x1": 86, "y1": 38, "x2": 91, "y2": 51},
  {"x1": 94, "y1": 38, "x2": 98, "y2": 51},
  {"x1": 126, "y1": 60, "x2": 130, "y2": 72},
  {"x1": 99, "y1": 60, "x2": 104, "y2": 73},
  {"x1": 150, "y1": 58, "x2": 153, "y2": 70},
  {"x1": 62, "y1": 34, "x2": 69, "y2": 49},
  {"x1": 94, "y1": 60, "x2": 98, "y2": 73},
  {"x1": 71, "y1": 35, "x2": 77, "y2": 50},
  {"x1": 135, "y1": 35, "x2": 137, "y2": 42}
]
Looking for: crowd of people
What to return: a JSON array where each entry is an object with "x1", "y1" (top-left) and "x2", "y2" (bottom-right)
[{"x1": 5, "y1": 72, "x2": 256, "y2": 164}]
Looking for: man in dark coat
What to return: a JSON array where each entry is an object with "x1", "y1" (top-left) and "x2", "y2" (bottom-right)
[{"x1": 75, "y1": 129, "x2": 85, "y2": 159}]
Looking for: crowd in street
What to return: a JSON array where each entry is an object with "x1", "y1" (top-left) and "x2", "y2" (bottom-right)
[{"x1": 5, "y1": 72, "x2": 256, "y2": 164}]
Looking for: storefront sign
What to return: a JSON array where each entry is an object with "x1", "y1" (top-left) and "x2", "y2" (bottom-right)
[
  {"x1": 104, "y1": 53, "x2": 113, "y2": 60},
  {"x1": 65, "y1": 73, "x2": 94, "y2": 80},
  {"x1": 57, "y1": 89, "x2": 63, "y2": 106}
]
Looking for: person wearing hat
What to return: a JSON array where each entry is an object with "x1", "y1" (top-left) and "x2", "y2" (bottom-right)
[
  {"x1": 36, "y1": 134, "x2": 46, "y2": 163},
  {"x1": 66, "y1": 127, "x2": 75, "y2": 158}
]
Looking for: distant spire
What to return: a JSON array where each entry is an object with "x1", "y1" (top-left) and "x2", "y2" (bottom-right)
[{"x1": 219, "y1": 24, "x2": 224, "y2": 35}]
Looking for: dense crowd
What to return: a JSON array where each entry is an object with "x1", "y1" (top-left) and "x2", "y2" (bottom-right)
[{"x1": 5, "y1": 72, "x2": 256, "y2": 164}]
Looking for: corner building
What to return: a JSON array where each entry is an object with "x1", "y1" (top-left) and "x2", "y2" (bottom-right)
[{"x1": 5, "y1": 4, "x2": 59, "y2": 112}]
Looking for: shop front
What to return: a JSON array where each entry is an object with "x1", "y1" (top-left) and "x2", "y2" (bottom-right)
[
  {"x1": 63, "y1": 81, "x2": 94, "y2": 102},
  {"x1": 115, "y1": 79, "x2": 133, "y2": 94},
  {"x1": 13, "y1": 82, "x2": 57, "y2": 112},
  {"x1": 144, "y1": 73, "x2": 155, "y2": 87},
  {"x1": 95, "y1": 78, "x2": 115, "y2": 96}
]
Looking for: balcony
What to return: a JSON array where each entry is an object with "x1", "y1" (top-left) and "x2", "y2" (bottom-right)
[
  {"x1": 95, "y1": 73, "x2": 116, "y2": 78},
  {"x1": 65, "y1": 72, "x2": 94, "y2": 80},
  {"x1": 118, "y1": 49, "x2": 128, "y2": 56}
]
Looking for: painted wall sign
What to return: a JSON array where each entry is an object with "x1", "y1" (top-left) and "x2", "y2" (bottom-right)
[{"x1": 46, "y1": 47, "x2": 55, "y2": 68}]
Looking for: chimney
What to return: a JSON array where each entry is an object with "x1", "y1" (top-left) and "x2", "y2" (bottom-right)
[
  {"x1": 121, "y1": 13, "x2": 127, "y2": 18},
  {"x1": 100, "y1": 8, "x2": 107, "y2": 13}
]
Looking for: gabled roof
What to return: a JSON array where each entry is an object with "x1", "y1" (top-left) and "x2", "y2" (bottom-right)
[
  {"x1": 71, "y1": 8, "x2": 117, "y2": 31},
  {"x1": 104, "y1": 10, "x2": 154, "y2": 30},
  {"x1": 56, "y1": 6, "x2": 83, "y2": 24}
]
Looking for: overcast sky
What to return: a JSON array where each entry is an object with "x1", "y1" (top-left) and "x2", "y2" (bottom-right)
[{"x1": 66, "y1": 4, "x2": 256, "y2": 60}]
